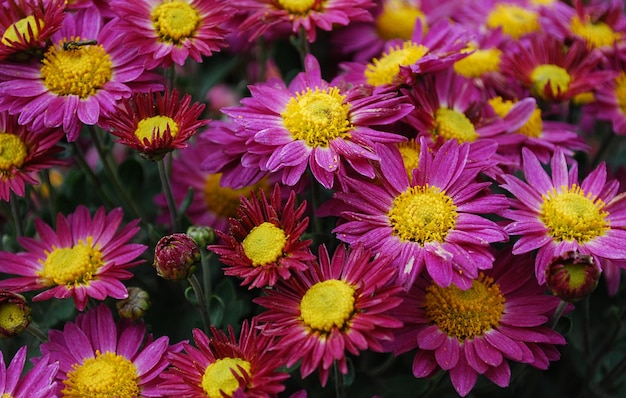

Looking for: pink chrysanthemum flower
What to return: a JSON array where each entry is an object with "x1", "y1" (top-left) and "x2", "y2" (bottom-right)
[
  {"x1": 585, "y1": 67, "x2": 626, "y2": 135},
  {"x1": 500, "y1": 147, "x2": 626, "y2": 285},
  {"x1": 208, "y1": 183, "x2": 315, "y2": 289},
  {"x1": 0, "y1": 0, "x2": 65, "y2": 61},
  {"x1": 0, "y1": 111, "x2": 65, "y2": 201},
  {"x1": 331, "y1": 139, "x2": 509, "y2": 289},
  {"x1": 235, "y1": 0, "x2": 374, "y2": 43},
  {"x1": 99, "y1": 88, "x2": 209, "y2": 161},
  {"x1": 0, "y1": 206, "x2": 147, "y2": 311},
  {"x1": 159, "y1": 319, "x2": 289, "y2": 397},
  {"x1": 39, "y1": 304, "x2": 176, "y2": 397},
  {"x1": 0, "y1": 8, "x2": 163, "y2": 142},
  {"x1": 387, "y1": 248, "x2": 566, "y2": 397},
  {"x1": 111, "y1": 0, "x2": 230, "y2": 70},
  {"x1": 254, "y1": 243, "x2": 403, "y2": 386},
  {"x1": 222, "y1": 54, "x2": 413, "y2": 189},
  {"x1": 0, "y1": 346, "x2": 58, "y2": 398}
]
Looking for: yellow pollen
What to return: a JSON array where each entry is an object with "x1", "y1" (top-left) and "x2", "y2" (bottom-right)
[
  {"x1": 540, "y1": 185, "x2": 608, "y2": 243},
  {"x1": 0, "y1": 303, "x2": 28, "y2": 332},
  {"x1": 388, "y1": 185, "x2": 457, "y2": 244},
  {"x1": 201, "y1": 357, "x2": 251, "y2": 398},
  {"x1": 396, "y1": 139, "x2": 420, "y2": 181},
  {"x1": 572, "y1": 91, "x2": 595, "y2": 106},
  {"x1": 300, "y1": 279, "x2": 356, "y2": 333},
  {"x1": 62, "y1": 351, "x2": 139, "y2": 398},
  {"x1": 488, "y1": 97, "x2": 542, "y2": 138},
  {"x1": 1, "y1": 15, "x2": 44, "y2": 46},
  {"x1": 242, "y1": 222, "x2": 287, "y2": 266},
  {"x1": 281, "y1": 87, "x2": 353, "y2": 148},
  {"x1": 365, "y1": 41, "x2": 428, "y2": 86},
  {"x1": 486, "y1": 4, "x2": 540, "y2": 39},
  {"x1": 38, "y1": 236, "x2": 104, "y2": 287},
  {"x1": 571, "y1": 15, "x2": 622, "y2": 49},
  {"x1": 202, "y1": 174, "x2": 268, "y2": 218},
  {"x1": 41, "y1": 38, "x2": 112, "y2": 99},
  {"x1": 375, "y1": 0, "x2": 426, "y2": 40},
  {"x1": 278, "y1": 0, "x2": 317, "y2": 14},
  {"x1": 454, "y1": 48, "x2": 502, "y2": 78},
  {"x1": 134, "y1": 115, "x2": 179, "y2": 143},
  {"x1": 530, "y1": 64, "x2": 571, "y2": 100},
  {"x1": 615, "y1": 72, "x2": 626, "y2": 115},
  {"x1": 425, "y1": 273, "x2": 505, "y2": 341},
  {"x1": 0, "y1": 133, "x2": 28, "y2": 173},
  {"x1": 151, "y1": 0, "x2": 201, "y2": 44},
  {"x1": 433, "y1": 108, "x2": 478, "y2": 143}
]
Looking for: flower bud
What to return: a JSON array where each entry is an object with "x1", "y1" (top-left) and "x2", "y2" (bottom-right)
[
  {"x1": 186, "y1": 225, "x2": 215, "y2": 247},
  {"x1": 116, "y1": 287, "x2": 151, "y2": 320},
  {"x1": 153, "y1": 233, "x2": 200, "y2": 280},
  {"x1": 0, "y1": 290, "x2": 31, "y2": 338},
  {"x1": 546, "y1": 251, "x2": 600, "y2": 302}
]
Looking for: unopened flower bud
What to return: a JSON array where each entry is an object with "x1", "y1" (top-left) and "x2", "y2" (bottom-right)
[
  {"x1": 153, "y1": 233, "x2": 200, "y2": 280},
  {"x1": 186, "y1": 225, "x2": 215, "y2": 247},
  {"x1": 0, "y1": 290, "x2": 31, "y2": 338},
  {"x1": 546, "y1": 251, "x2": 600, "y2": 302},
  {"x1": 116, "y1": 287, "x2": 151, "y2": 320}
]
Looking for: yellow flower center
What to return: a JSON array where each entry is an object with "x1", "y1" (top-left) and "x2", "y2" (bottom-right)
[
  {"x1": 281, "y1": 87, "x2": 353, "y2": 148},
  {"x1": 488, "y1": 96, "x2": 542, "y2": 138},
  {"x1": 202, "y1": 174, "x2": 268, "y2": 218},
  {"x1": 365, "y1": 41, "x2": 429, "y2": 86},
  {"x1": 38, "y1": 236, "x2": 104, "y2": 287},
  {"x1": 134, "y1": 115, "x2": 179, "y2": 143},
  {"x1": 0, "y1": 133, "x2": 28, "y2": 173},
  {"x1": 540, "y1": 185, "x2": 608, "y2": 243},
  {"x1": 424, "y1": 273, "x2": 505, "y2": 341},
  {"x1": 454, "y1": 48, "x2": 502, "y2": 78},
  {"x1": 62, "y1": 351, "x2": 139, "y2": 398},
  {"x1": 486, "y1": 4, "x2": 540, "y2": 39},
  {"x1": 396, "y1": 139, "x2": 420, "y2": 181},
  {"x1": 571, "y1": 15, "x2": 622, "y2": 49},
  {"x1": 151, "y1": 0, "x2": 201, "y2": 44},
  {"x1": 2, "y1": 393, "x2": 13, "y2": 398},
  {"x1": 277, "y1": 0, "x2": 317, "y2": 14},
  {"x1": 300, "y1": 279, "x2": 356, "y2": 333},
  {"x1": 201, "y1": 357, "x2": 251, "y2": 398},
  {"x1": 242, "y1": 222, "x2": 287, "y2": 266},
  {"x1": 41, "y1": 38, "x2": 112, "y2": 99},
  {"x1": 615, "y1": 72, "x2": 626, "y2": 115},
  {"x1": 433, "y1": 108, "x2": 478, "y2": 143},
  {"x1": 0, "y1": 303, "x2": 28, "y2": 334},
  {"x1": 375, "y1": 0, "x2": 426, "y2": 40},
  {"x1": 388, "y1": 185, "x2": 458, "y2": 244},
  {"x1": 1, "y1": 15, "x2": 43, "y2": 46},
  {"x1": 530, "y1": 64, "x2": 571, "y2": 100}
]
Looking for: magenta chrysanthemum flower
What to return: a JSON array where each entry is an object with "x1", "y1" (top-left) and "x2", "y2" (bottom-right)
[
  {"x1": 387, "y1": 248, "x2": 566, "y2": 397},
  {"x1": 332, "y1": 138, "x2": 509, "y2": 289},
  {"x1": 159, "y1": 319, "x2": 289, "y2": 397},
  {"x1": 111, "y1": 0, "x2": 231, "y2": 70},
  {"x1": 0, "y1": 206, "x2": 147, "y2": 311},
  {"x1": 0, "y1": 111, "x2": 65, "y2": 201},
  {"x1": 0, "y1": 346, "x2": 58, "y2": 398},
  {"x1": 208, "y1": 183, "x2": 315, "y2": 289},
  {"x1": 222, "y1": 54, "x2": 413, "y2": 189},
  {"x1": 254, "y1": 243, "x2": 403, "y2": 386},
  {"x1": 235, "y1": 0, "x2": 374, "y2": 43},
  {"x1": 585, "y1": 68, "x2": 626, "y2": 135},
  {"x1": 0, "y1": 8, "x2": 163, "y2": 142},
  {"x1": 39, "y1": 304, "x2": 175, "y2": 397},
  {"x1": 500, "y1": 147, "x2": 626, "y2": 285}
]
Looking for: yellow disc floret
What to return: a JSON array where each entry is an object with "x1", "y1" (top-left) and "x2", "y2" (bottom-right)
[
  {"x1": 41, "y1": 38, "x2": 112, "y2": 98},
  {"x1": 454, "y1": 47, "x2": 502, "y2": 78},
  {"x1": 242, "y1": 222, "x2": 287, "y2": 266},
  {"x1": 488, "y1": 96, "x2": 542, "y2": 138},
  {"x1": 365, "y1": 41, "x2": 429, "y2": 86},
  {"x1": 151, "y1": 0, "x2": 201, "y2": 44},
  {"x1": 540, "y1": 185, "x2": 608, "y2": 243},
  {"x1": 396, "y1": 139, "x2": 421, "y2": 181},
  {"x1": 571, "y1": 15, "x2": 622, "y2": 49},
  {"x1": 530, "y1": 64, "x2": 571, "y2": 100},
  {"x1": 425, "y1": 273, "x2": 505, "y2": 341},
  {"x1": 278, "y1": 0, "x2": 317, "y2": 14},
  {"x1": 38, "y1": 236, "x2": 104, "y2": 287},
  {"x1": 376, "y1": 0, "x2": 426, "y2": 40},
  {"x1": 201, "y1": 357, "x2": 251, "y2": 398},
  {"x1": 300, "y1": 279, "x2": 356, "y2": 333},
  {"x1": 615, "y1": 72, "x2": 626, "y2": 115},
  {"x1": 433, "y1": 108, "x2": 478, "y2": 143},
  {"x1": 203, "y1": 174, "x2": 268, "y2": 218},
  {"x1": 388, "y1": 185, "x2": 458, "y2": 244},
  {"x1": 0, "y1": 133, "x2": 28, "y2": 174},
  {"x1": 134, "y1": 115, "x2": 179, "y2": 143},
  {"x1": 62, "y1": 351, "x2": 139, "y2": 398},
  {"x1": 281, "y1": 87, "x2": 353, "y2": 148},
  {"x1": 486, "y1": 4, "x2": 540, "y2": 39},
  {"x1": 1, "y1": 15, "x2": 44, "y2": 46}
]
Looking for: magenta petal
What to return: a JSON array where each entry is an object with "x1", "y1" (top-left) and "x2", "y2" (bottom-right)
[
  {"x1": 416, "y1": 325, "x2": 446, "y2": 350},
  {"x1": 449, "y1": 354, "x2": 478, "y2": 397},
  {"x1": 434, "y1": 336, "x2": 460, "y2": 370}
]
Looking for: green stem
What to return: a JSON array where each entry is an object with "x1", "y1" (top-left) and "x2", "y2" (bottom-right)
[
  {"x1": 9, "y1": 191, "x2": 24, "y2": 238},
  {"x1": 25, "y1": 322, "x2": 48, "y2": 342},
  {"x1": 548, "y1": 299, "x2": 568, "y2": 329},
  {"x1": 157, "y1": 155, "x2": 180, "y2": 232},
  {"x1": 333, "y1": 361, "x2": 346, "y2": 398},
  {"x1": 40, "y1": 169, "x2": 58, "y2": 225},
  {"x1": 289, "y1": 26, "x2": 311, "y2": 68},
  {"x1": 200, "y1": 247, "x2": 213, "y2": 305},
  {"x1": 187, "y1": 274, "x2": 211, "y2": 333}
]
